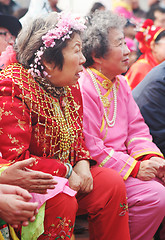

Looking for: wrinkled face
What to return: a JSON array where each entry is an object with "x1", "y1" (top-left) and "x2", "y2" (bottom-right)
[
  {"x1": 44, "y1": 33, "x2": 86, "y2": 87},
  {"x1": 99, "y1": 29, "x2": 130, "y2": 80},
  {"x1": 152, "y1": 36, "x2": 165, "y2": 63},
  {"x1": 0, "y1": 27, "x2": 15, "y2": 55}
]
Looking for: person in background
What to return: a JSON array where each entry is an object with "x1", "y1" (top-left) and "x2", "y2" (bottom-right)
[
  {"x1": 148, "y1": 0, "x2": 161, "y2": 8},
  {"x1": 160, "y1": 0, "x2": 165, "y2": 8},
  {"x1": 13, "y1": 7, "x2": 28, "y2": 19},
  {"x1": 112, "y1": 0, "x2": 134, "y2": 20},
  {"x1": 0, "y1": 11, "x2": 130, "y2": 240},
  {"x1": 0, "y1": 13, "x2": 21, "y2": 57},
  {"x1": 133, "y1": 61, "x2": 165, "y2": 168},
  {"x1": 133, "y1": 61, "x2": 165, "y2": 240},
  {"x1": 125, "y1": 37, "x2": 138, "y2": 71},
  {"x1": 146, "y1": 5, "x2": 165, "y2": 28},
  {"x1": 20, "y1": 0, "x2": 61, "y2": 27},
  {"x1": 131, "y1": 0, "x2": 146, "y2": 19},
  {"x1": 0, "y1": 0, "x2": 20, "y2": 16},
  {"x1": 126, "y1": 18, "x2": 165, "y2": 89},
  {"x1": 88, "y1": 2, "x2": 105, "y2": 15},
  {"x1": 79, "y1": 10, "x2": 165, "y2": 240},
  {"x1": 48, "y1": 0, "x2": 61, "y2": 12},
  {"x1": 124, "y1": 19, "x2": 136, "y2": 39}
]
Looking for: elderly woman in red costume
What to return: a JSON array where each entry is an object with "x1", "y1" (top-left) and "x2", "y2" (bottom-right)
[
  {"x1": 126, "y1": 18, "x2": 165, "y2": 89},
  {"x1": 79, "y1": 10, "x2": 165, "y2": 240},
  {"x1": 0, "y1": 11, "x2": 130, "y2": 240}
]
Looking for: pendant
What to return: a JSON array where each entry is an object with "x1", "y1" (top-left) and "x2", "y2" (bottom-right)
[
  {"x1": 102, "y1": 79, "x2": 112, "y2": 89},
  {"x1": 102, "y1": 96, "x2": 110, "y2": 107}
]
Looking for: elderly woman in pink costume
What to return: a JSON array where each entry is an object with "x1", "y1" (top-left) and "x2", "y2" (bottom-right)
[{"x1": 79, "y1": 10, "x2": 165, "y2": 240}]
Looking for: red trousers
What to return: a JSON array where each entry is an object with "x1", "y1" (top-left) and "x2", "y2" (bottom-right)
[{"x1": 38, "y1": 167, "x2": 130, "y2": 240}]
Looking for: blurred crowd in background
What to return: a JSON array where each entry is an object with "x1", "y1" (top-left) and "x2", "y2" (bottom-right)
[
  {"x1": 1, "y1": 0, "x2": 165, "y2": 89},
  {"x1": 1, "y1": 1, "x2": 165, "y2": 239}
]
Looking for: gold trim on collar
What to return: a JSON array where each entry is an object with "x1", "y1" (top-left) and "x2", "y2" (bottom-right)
[{"x1": 89, "y1": 67, "x2": 113, "y2": 89}]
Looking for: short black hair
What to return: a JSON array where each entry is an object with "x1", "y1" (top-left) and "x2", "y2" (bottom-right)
[
  {"x1": 89, "y1": 2, "x2": 105, "y2": 14},
  {"x1": 155, "y1": 29, "x2": 165, "y2": 42},
  {"x1": 0, "y1": 13, "x2": 22, "y2": 36},
  {"x1": 146, "y1": 5, "x2": 165, "y2": 21}
]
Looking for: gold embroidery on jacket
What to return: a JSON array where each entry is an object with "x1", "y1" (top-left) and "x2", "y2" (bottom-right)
[{"x1": 0, "y1": 63, "x2": 90, "y2": 163}]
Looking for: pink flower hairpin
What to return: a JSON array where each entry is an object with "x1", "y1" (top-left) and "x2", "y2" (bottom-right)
[{"x1": 28, "y1": 12, "x2": 86, "y2": 78}]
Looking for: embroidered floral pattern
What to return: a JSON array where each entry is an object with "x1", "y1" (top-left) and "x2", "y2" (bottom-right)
[
  {"x1": 119, "y1": 202, "x2": 128, "y2": 216},
  {"x1": 42, "y1": 217, "x2": 74, "y2": 239}
]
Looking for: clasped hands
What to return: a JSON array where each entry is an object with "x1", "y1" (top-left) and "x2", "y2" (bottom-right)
[
  {"x1": 68, "y1": 160, "x2": 93, "y2": 193},
  {"x1": 137, "y1": 156, "x2": 165, "y2": 183},
  {"x1": 0, "y1": 158, "x2": 93, "y2": 227}
]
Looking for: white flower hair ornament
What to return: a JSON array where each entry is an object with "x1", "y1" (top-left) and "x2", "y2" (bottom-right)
[{"x1": 28, "y1": 12, "x2": 86, "y2": 78}]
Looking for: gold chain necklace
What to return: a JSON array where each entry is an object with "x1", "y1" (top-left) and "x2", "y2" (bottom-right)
[{"x1": 87, "y1": 68, "x2": 117, "y2": 127}]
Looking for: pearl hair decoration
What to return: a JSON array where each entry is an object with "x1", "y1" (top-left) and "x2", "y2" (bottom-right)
[
  {"x1": 28, "y1": 12, "x2": 86, "y2": 78},
  {"x1": 87, "y1": 68, "x2": 117, "y2": 127}
]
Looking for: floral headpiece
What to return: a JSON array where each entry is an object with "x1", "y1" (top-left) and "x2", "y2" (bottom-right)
[
  {"x1": 136, "y1": 19, "x2": 165, "y2": 53},
  {"x1": 28, "y1": 12, "x2": 86, "y2": 78}
]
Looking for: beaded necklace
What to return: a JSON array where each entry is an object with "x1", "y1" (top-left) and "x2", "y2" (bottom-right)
[
  {"x1": 8, "y1": 63, "x2": 83, "y2": 163},
  {"x1": 87, "y1": 68, "x2": 117, "y2": 127},
  {"x1": 35, "y1": 77, "x2": 65, "y2": 98}
]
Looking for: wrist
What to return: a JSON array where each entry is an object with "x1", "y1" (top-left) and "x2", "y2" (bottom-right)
[
  {"x1": 65, "y1": 163, "x2": 73, "y2": 179},
  {"x1": 74, "y1": 160, "x2": 90, "y2": 169}
]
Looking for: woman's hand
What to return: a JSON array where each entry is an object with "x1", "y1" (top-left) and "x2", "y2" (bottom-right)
[
  {"x1": 0, "y1": 184, "x2": 38, "y2": 227},
  {"x1": 0, "y1": 158, "x2": 57, "y2": 194},
  {"x1": 68, "y1": 170, "x2": 82, "y2": 192},
  {"x1": 73, "y1": 160, "x2": 93, "y2": 193},
  {"x1": 137, "y1": 157, "x2": 165, "y2": 181}
]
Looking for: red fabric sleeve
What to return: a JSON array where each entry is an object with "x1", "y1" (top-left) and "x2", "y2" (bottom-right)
[
  {"x1": 130, "y1": 161, "x2": 141, "y2": 177},
  {"x1": 140, "y1": 154, "x2": 164, "y2": 160},
  {"x1": 0, "y1": 93, "x2": 67, "y2": 177},
  {"x1": 126, "y1": 60, "x2": 152, "y2": 90}
]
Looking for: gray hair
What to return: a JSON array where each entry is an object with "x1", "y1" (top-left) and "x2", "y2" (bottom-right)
[
  {"x1": 82, "y1": 10, "x2": 126, "y2": 67},
  {"x1": 15, "y1": 12, "x2": 80, "y2": 70},
  {"x1": 15, "y1": 12, "x2": 59, "y2": 68}
]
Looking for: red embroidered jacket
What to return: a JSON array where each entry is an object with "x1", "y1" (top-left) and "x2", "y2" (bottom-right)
[{"x1": 0, "y1": 63, "x2": 92, "y2": 176}]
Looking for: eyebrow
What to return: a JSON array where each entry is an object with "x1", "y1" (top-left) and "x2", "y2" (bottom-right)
[
  {"x1": 75, "y1": 41, "x2": 81, "y2": 46},
  {"x1": 117, "y1": 37, "x2": 124, "y2": 41},
  {"x1": 112, "y1": 37, "x2": 124, "y2": 44},
  {"x1": 73, "y1": 41, "x2": 82, "y2": 48}
]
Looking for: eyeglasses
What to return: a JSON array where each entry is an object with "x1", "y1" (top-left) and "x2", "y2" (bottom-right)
[{"x1": 0, "y1": 31, "x2": 15, "y2": 43}]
